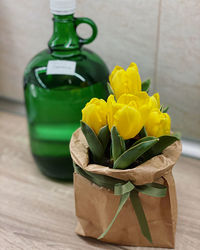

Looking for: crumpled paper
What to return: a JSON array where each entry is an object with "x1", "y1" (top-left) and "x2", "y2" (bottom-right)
[{"x1": 70, "y1": 128, "x2": 182, "y2": 248}]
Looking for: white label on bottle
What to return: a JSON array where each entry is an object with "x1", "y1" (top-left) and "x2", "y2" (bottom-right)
[{"x1": 46, "y1": 60, "x2": 76, "y2": 75}]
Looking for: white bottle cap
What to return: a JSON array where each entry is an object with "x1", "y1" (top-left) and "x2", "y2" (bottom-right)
[{"x1": 50, "y1": 0, "x2": 76, "y2": 15}]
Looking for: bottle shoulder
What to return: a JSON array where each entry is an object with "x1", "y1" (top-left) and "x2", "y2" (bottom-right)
[
  {"x1": 24, "y1": 48, "x2": 109, "y2": 90},
  {"x1": 24, "y1": 49, "x2": 53, "y2": 73},
  {"x1": 24, "y1": 48, "x2": 108, "y2": 69},
  {"x1": 81, "y1": 48, "x2": 107, "y2": 66}
]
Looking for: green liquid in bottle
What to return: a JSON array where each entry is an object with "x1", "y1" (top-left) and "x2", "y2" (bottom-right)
[{"x1": 24, "y1": 12, "x2": 109, "y2": 180}]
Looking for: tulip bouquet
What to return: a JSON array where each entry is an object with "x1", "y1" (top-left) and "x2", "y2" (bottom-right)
[
  {"x1": 70, "y1": 63, "x2": 182, "y2": 248},
  {"x1": 81, "y1": 63, "x2": 180, "y2": 170}
]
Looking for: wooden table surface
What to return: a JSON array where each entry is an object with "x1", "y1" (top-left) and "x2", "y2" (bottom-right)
[{"x1": 0, "y1": 111, "x2": 200, "y2": 250}]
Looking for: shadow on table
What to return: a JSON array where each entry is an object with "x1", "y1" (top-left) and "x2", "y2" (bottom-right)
[{"x1": 77, "y1": 235, "x2": 126, "y2": 249}]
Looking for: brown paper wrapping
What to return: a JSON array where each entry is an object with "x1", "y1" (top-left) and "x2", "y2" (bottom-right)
[{"x1": 70, "y1": 128, "x2": 182, "y2": 248}]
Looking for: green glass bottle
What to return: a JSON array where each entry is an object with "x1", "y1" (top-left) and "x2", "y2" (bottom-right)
[{"x1": 24, "y1": 0, "x2": 109, "y2": 180}]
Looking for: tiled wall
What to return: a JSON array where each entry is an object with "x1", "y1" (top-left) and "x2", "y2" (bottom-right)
[
  {"x1": 156, "y1": 0, "x2": 200, "y2": 140},
  {"x1": 0, "y1": 0, "x2": 199, "y2": 139}
]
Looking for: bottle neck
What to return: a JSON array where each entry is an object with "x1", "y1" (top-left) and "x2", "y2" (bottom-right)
[{"x1": 48, "y1": 14, "x2": 80, "y2": 58}]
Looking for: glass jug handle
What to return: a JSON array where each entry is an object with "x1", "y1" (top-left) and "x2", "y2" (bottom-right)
[{"x1": 75, "y1": 17, "x2": 98, "y2": 45}]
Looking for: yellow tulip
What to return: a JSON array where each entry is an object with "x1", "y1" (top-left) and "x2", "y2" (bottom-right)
[
  {"x1": 118, "y1": 92, "x2": 152, "y2": 123},
  {"x1": 150, "y1": 93, "x2": 160, "y2": 109},
  {"x1": 145, "y1": 108, "x2": 171, "y2": 137},
  {"x1": 107, "y1": 95, "x2": 146, "y2": 140},
  {"x1": 109, "y1": 62, "x2": 141, "y2": 99},
  {"x1": 82, "y1": 98, "x2": 107, "y2": 135}
]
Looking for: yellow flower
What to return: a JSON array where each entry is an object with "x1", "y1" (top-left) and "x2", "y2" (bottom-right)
[
  {"x1": 118, "y1": 92, "x2": 152, "y2": 123},
  {"x1": 107, "y1": 94, "x2": 146, "y2": 140},
  {"x1": 145, "y1": 108, "x2": 171, "y2": 137},
  {"x1": 109, "y1": 62, "x2": 141, "y2": 99},
  {"x1": 82, "y1": 98, "x2": 107, "y2": 135},
  {"x1": 150, "y1": 93, "x2": 160, "y2": 109}
]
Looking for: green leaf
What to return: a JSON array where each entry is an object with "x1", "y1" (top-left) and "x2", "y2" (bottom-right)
[
  {"x1": 98, "y1": 125, "x2": 110, "y2": 151},
  {"x1": 80, "y1": 121, "x2": 104, "y2": 163},
  {"x1": 114, "y1": 138, "x2": 159, "y2": 169},
  {"x1": 143, "y1": 135, "x2": 180, "y2": 161},
  {"x1": 172, "y1": 132, "x2": 181, "y2": 140},
  {"x1": 132, "y1": 136, "x2": 158, "y2": 147},
  {"x1": 111, "y1": 126, "x2": 126, "y2": 161},
  {"x1": 142, "y1": 79, "x2": 151, "y2": 92},
  {"x1": 107, "y1": 82, "x2": 114, "y2": 95},
  {"x1": 160, "y1": 105, "x2": 169, "y2": 113},
  {"x1": 150, "y1": 135, "x2": 179, "y2": 155},
  {"x1": 139, "y1": 126, "x2": 148, "y2": 138},
  {"x1": 163, "y1": 106, "x2": 169, "y2": 113},
  {"x1": 98, "y1": 192, "x2": 130, "y2": 240}
]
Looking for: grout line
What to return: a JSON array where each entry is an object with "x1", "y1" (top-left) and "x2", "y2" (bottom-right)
[
  {"x1": 0, "y1": 96, "x2": 25, "y2": 116},
  {"x1": 0, "y1": 108, "x2": 26, "y2": 117},
  {"x1": 153, "y1": 0, "x2": 162, "y2": 93},
  {"x1": 0, "y1": 95, "x2": 24, "y2": 105}
]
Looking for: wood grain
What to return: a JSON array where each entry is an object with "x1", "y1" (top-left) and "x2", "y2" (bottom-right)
[{"x1": 0, "y1": 111, "x2": 200, "y2": 250}]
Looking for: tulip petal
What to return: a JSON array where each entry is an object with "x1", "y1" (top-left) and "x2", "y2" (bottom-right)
[
  {"x1": 107, "y1": 95, "x2": 124, "y2": 131},
  {"x1": 114, "y1": 105, "x2": 143, "y2": 140},
  {"x1": 109, "y1": 63, "x2": 142, "y2": 99},
  {"x1": 111, "y1": 69, "x2": 128, "y2": 99},
  {"x1": 109, "y1": 65, "x2": 123, "y2": 83},
  {"x1": 150, "y1": 93, "x2": 160, "y2": 109},
  {"x1": 82, "y1": 98, "x2": 107, "y2": 135},
  {"x1": 145, "y1": 108, "x2": 171, "y2": 137},
  {"x1": 127, "y1": 63, "x2": 141, "y2": 93}
]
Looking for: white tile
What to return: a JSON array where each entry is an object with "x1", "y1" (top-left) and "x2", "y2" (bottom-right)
[
  {"x1": 76, "y1": 0, "x2": 160, "y2": 85},
  {"x1": 156, "y1": 0, "x2": 200, "y2": 139},
  {"x1": 0, "y1": 0, "x2": 160, "y2": 101},
  {"x1": 0, "y1": 0, "x2": 51, "y2": 100}
]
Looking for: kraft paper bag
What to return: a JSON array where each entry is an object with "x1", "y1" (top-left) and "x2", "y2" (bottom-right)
[{"x1": 70, "y1": 128, "x2": 182, "y2": 248}]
